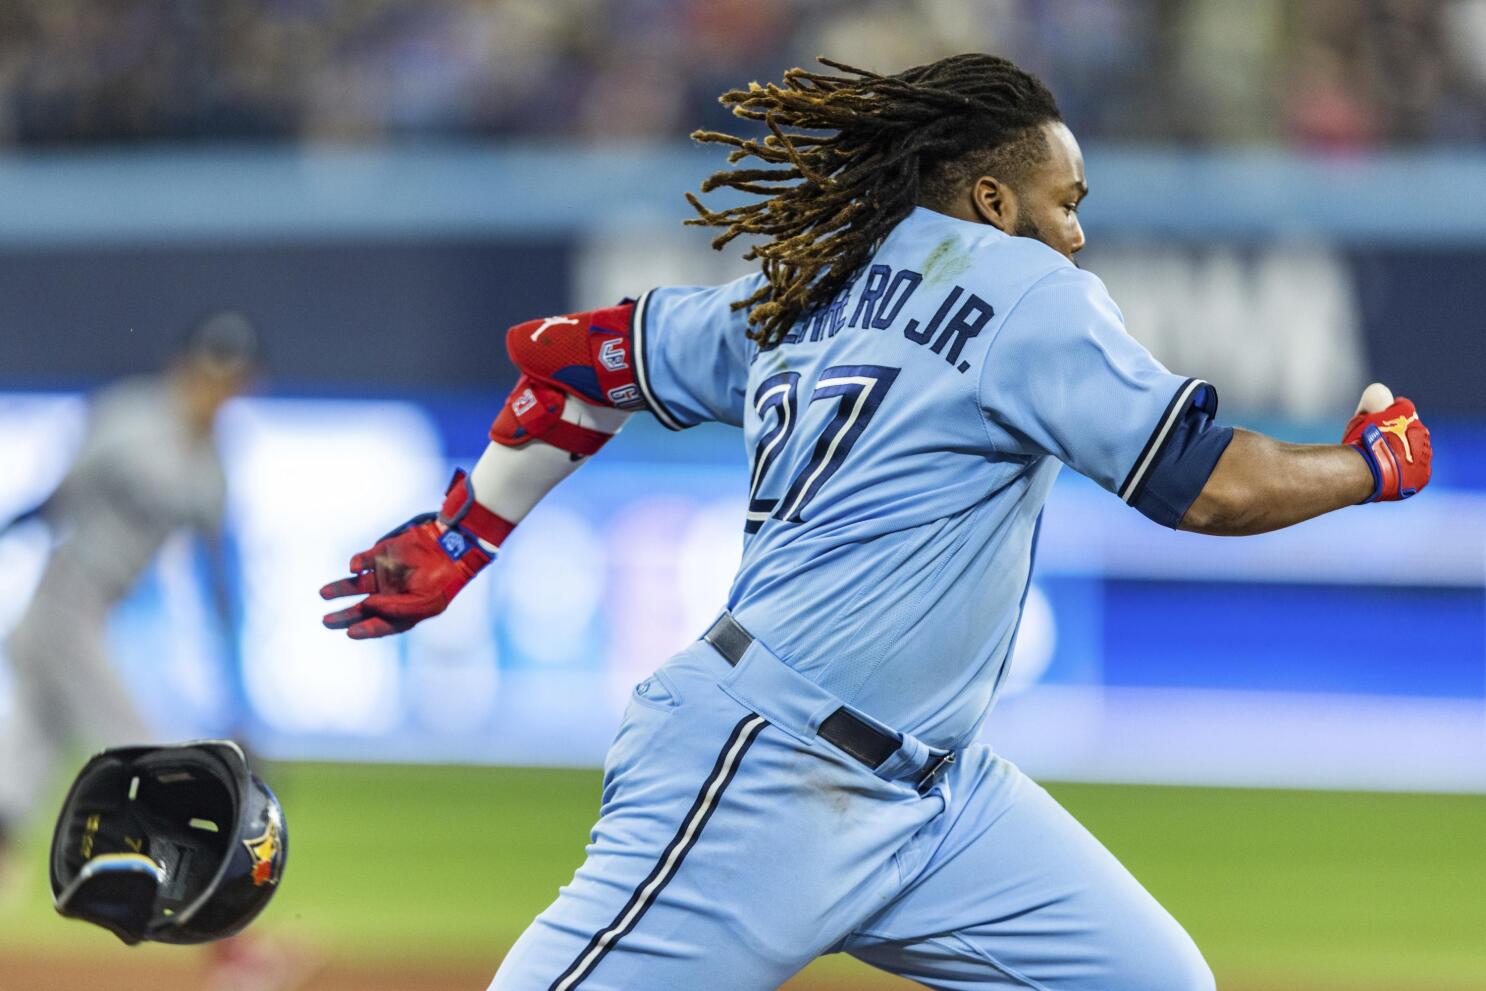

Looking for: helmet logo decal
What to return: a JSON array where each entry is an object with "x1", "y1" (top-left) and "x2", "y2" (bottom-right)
[{"x1": 242, "y1": 812, "x2": 282, "y2": 887}]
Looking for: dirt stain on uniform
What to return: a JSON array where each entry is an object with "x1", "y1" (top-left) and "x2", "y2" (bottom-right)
[
  {"x1": 799, "y1": 761, "x2": 878, "y2": 823},
  {"x1": 922, "y1": 236, "x2": 972, "y2": 286}
]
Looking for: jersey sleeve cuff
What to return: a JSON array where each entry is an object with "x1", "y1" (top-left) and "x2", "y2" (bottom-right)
[
  {"x1": 1118, "y1": 378, "x2": 1207, "y2": 503},
  {"x1": 630, "y1": 289, "x2": 690, "y2": 431},
  {"x1": 1124, "y1": 380, "x2": 1234, "y2": 528}
]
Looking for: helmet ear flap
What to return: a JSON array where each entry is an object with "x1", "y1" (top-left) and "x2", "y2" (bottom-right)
[{"x1": 54, "y1": 853, "x2": 165, "y2": 945}]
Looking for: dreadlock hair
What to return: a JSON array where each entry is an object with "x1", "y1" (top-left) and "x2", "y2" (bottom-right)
[{"x1": 687, "y1": 53, "x2": 1061, "y2": 349}]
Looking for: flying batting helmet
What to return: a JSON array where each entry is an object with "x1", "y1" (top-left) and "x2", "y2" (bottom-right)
[{"x1": 50, "y1": 740, "x2": 287, "y2": 945}]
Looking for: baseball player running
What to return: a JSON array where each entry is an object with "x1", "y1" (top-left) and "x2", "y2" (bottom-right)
[{"x1": 321, "y1": 55, "x2": 1432, "y2": 991}]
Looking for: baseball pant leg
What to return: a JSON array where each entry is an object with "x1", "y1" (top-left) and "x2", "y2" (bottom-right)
[
  {"x1": 28, "y1": 577, "x2": 153, "y2": 750},
  {"x1": 490, "y1": 641, "x2": 943, "y2": 991},
  {"x1": 842, "y1": 746, "x2": 1215, "y2": 991},
  {"x1": 0, "y1": 589, "x2": 151, "y2": 832},
  {"x1": 51, "y1": 627, "x2": 154, "y2": 752},
  {"x1": 0, "y1": 650, "x2": 65, "y2": 831}
]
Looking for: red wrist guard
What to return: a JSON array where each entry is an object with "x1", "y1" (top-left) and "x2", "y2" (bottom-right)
[{"x1": 438, "y1": 470, "x2": 516, "y2": 548}]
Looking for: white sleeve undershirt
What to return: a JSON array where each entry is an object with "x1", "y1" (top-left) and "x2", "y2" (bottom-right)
[{"x1": 468, "y1": 397, "x2": 631, "y2": 524}]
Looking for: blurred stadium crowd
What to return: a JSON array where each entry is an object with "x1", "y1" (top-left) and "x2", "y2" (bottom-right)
[{"x1": 0, "y1": 0, "x2": 1483, "y2": 150}]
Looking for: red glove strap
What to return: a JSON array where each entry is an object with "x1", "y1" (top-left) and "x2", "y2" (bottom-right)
[
  {"x1": 439, "y1": 471, "x2": 517, "y2": 547},
  {"x1": 421, "y1": 519, "x2": 493, "y2": 598}
]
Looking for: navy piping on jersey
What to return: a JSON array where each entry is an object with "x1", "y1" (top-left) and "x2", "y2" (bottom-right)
[
  {"x1": 546, "y1": 713, "x2": 769, "y2": 991},
  {"x1": 1118, "y1": 377, "x2": 1205, "y2": 503},
  {"x1": 631, "y1": 289, "x2": 687, "y2": 431}
]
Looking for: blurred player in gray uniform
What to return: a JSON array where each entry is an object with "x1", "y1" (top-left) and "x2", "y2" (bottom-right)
[
  {"x1": 0, "y1": 311, "x2": 257, "y2": 860},
  {"x1": 0, "y1": 313, "x2": 309, "y2": 989}
]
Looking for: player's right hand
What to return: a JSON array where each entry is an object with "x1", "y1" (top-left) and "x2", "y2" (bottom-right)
[
  {"x1": 1342, "y1": 396, "x2": 1432, "y2": 502},
  {"x1": 319, "y1": 515, "x2": 491, "y2": 639},
  {"x1": 320, "y1": 470, "x2": 509, "y2": 639}
]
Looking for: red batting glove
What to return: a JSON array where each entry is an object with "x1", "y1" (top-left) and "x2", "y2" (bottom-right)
[
  {"x1": 320, "y1": 470, "x2": 514, "y2": 639},
  {"x1": 1342, "y1": 397, "x2": 1432, "y2": 502}
]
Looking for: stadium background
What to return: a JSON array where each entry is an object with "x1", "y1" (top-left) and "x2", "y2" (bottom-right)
[{"x1": 0, "y1": 1, "x2": 1483, "y2": 988}]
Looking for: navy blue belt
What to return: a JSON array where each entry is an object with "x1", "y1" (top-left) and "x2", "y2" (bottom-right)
[{"x1": 702, "y1": 612, "x2": 954, "y2": 793}]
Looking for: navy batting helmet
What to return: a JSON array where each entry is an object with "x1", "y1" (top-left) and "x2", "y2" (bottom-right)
[{"x1": 50, "y1": 741, "x2": 287, "y2": 945}]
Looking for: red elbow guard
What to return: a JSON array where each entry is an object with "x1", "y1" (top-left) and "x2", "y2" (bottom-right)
[{"x1": 491, "y1": 301, "x2": 642, "y2": 453}]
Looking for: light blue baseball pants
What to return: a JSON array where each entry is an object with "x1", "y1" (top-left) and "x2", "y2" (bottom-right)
[{"x1": 490, "y1": 636, "x2": 1214, "y2": 991}]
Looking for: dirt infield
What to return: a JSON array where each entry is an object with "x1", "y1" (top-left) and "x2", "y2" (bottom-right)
[
  {"x1": 0, "y1": 955, "x2": 903, "y2": 991},
  {"x1": 0, "y1": 955, "x2": 484, "y2": 991},
  {"x1": 0, "y1": 953, "x2": 1430, "y2": 991}
]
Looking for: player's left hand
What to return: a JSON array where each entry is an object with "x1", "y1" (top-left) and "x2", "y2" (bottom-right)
[
  {"x1": 1342, "y1": 395, "x2": 1432, "y2": 502},
  {"x1": 320, "y1": 470, "x2": 506, "y2": 639}
]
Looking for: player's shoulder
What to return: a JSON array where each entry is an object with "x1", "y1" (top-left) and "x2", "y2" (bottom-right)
[
  {"x1": 961, "y1": 229, "x2": 1110, "y2": 312},
  {"x1": 1006, "y1": 263, "x2": 1120, "y2": 330},
  {"x1": 641, "y1": 271, "x2": 767, "y2": 352},
  {"x1": 639, "y1": 270, "x2": 765, "y2": 373},
  {"x1": 647, "y1": 269, "x2": 766, "y2": 310},
  {"x1": 889, "y1": 208, "x2": 1104, "y2": 307}
]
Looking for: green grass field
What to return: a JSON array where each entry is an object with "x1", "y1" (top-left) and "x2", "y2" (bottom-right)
[{"x1": 3, "y1": 763, "x2": 1483, "y2": 989}]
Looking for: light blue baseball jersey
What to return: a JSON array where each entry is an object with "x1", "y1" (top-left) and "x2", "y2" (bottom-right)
[{"x1": 631, "y1": 206, "x2": 1227, "y2": 750}]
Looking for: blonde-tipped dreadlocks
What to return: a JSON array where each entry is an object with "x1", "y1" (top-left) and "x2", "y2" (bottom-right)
[{"x1": 687, "y1": 54, "x2": 1061, "y2": 349}]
